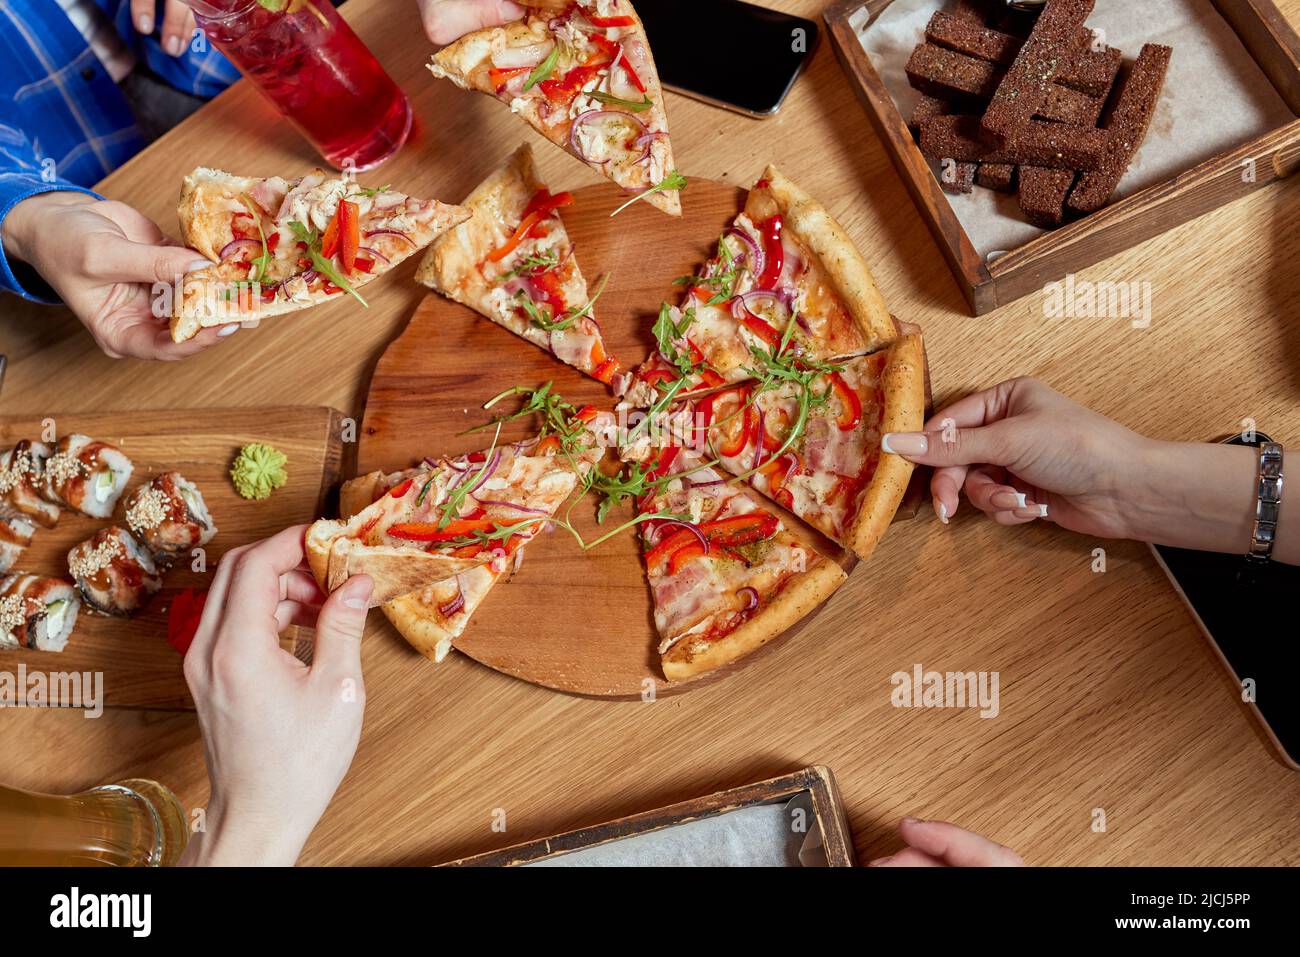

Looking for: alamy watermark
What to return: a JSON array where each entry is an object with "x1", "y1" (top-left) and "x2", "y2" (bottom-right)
[
  {"x1": 0, "y1": 665, "x2": 103, "y2": 717},
  {"x1": 1042, "y1": 273, "x2": 1152, "y2": 329},
  {"x1": 890, "y1": 663, "x2": 1000, "y2": 718}
]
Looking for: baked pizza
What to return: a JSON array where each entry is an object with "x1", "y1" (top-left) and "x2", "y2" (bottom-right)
[
  {"x1": 416, "y1": 145, "x2": 620, "y2": 383},
  {"x1": 629, "y1": 336, "x2": 924, "y2": 561},
  {"x1": 620, "y1": 165, "x2": 897, "y2": 399},
  {"x1": 635, "y1": 448, "x2": 846, "y2": 681},
  {"x1": 328, "y1": 406, "x2": 613, "y2": 657},
  {"x1": 428, "y1": 0, "x2": 681, "y2": 216},
  {"x1": 173, "y1": 167, "x2": 469, "y2": 342}
]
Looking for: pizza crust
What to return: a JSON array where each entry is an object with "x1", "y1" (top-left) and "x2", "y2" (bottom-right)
[
  {"x1": 416, "y1": 144, "x2": 541, "y2": 300},
  {"x1": 846, "y1": 333, "x2": 926, "y2": 561},
  {"x1": 661, "y1": 556, "x2": 847, "y2": 682},
  {"x1": 304, "y1": 517, "x2": 489, "y2": 609},
  {"x1": 753, "y1": 164, "x2": 896, "y2": 354}
]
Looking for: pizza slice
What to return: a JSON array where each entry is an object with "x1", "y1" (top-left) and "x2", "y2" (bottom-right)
[
  {"x1": 338, "y1": 468, "x2": 506, "y2": 662},
  {"x1": 428, "y1": 1, "x2": 681, "y2": 216},
  {"x1": 689, "y1": 336, "x2": 925, "y2": 561},
  {"x1": 416, "y1": 145, "x2": 620, "y2": 384},
  {"x1": 636, "y1": 447, "x2": 846, "y2": 681},
  {"x1": 172, "y1": 167, "x2": 470, "y2": 342},
  {"x1": 328, "y1": 407, "x2": 613, "y2": 657},
  {"x1": 619, "y1": 165, "x2": 897, "y2": 402}
]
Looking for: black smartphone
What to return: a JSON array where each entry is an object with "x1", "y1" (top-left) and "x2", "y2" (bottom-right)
[
  {"x1": 1149, "y1": 432, "x2": 1300, "y2": 770},
  {"x1": 635, "y1": 0, "x2": 818, "y2": 117}
]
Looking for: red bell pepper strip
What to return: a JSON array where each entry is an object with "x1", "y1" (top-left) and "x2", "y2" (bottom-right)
[
  {"x1": 320, "y1": 206, "x2": 341, "y2": 258},
  {"x1": 593, "y1": 356, "x2": 621, "y2": 384},
  {"x1": 587, "y1": 14, "x2": 636, "y2": 27},
  {"x1": 489, "y1": 65, "x2": 530, "y2": 92},
  {"x1": 353, "y1": 256, "x2": 374, "y2": 274},
  {"x1": 539, "y1": 63, "x2": 607, "y2": 105},
  {"x1": 738, "y1": 307, "x2": 783, "y2": 351},
  {"x1": 697, "y1": 369, "x2": 725, "y2": 390},
  {"x1": 761, "y1": 406, "x2": 792, "y2": 452},
  {"x1": 645, "y1": 527, "x2": 702, "y2": 571},
  {"x1": 388, "y1": 478, "x2": 415, "y2": 499},
  {"x1": 699, "y1": 512, "x2": 779, "y2": 548},
  {"x1": 488, "y1": 189, "x2": 575, "y2": 263},
  {"x1": 338, "y1": 200, "x2": 360, "y2": 274},
  {"x1": 717, "y1": 390, "x2": 757, "y2": 458},
  {"x1": 668, "y1": 542, "x2": 707, "y2": 575},
  {"x1": 534, "y1": 435, "x2": 562, "y2": 455},
  {"x1": 640, "y1": 368, "x2": 678, "y2": 389},
  {"x1": 388, "y1": 517, "x2": 500, "y2": 542},
  {"x1": 755, "y1": 215, "x2": 784, "y2": 290},
  {"x1": 266, "y1": 231, "x2": 280, "y2": 253},
  {"x1": 646, "y1": 445, "x2": 681, "y2": 482},
  {"x1": 575, "y1": 404, "x2": 600, "y2": 424},
  {"x1": 587, "y1": 33, "x2": 646, "y2": 92},
  {"x1": 830, "y1": 372, "x2": 862, "y2": 432}
]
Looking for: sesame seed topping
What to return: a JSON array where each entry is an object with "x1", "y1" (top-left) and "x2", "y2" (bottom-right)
[
  {"x1": 127, "y1": 486, "x2": 169, "y2": 533},
  {"x1": 69, "y1": 535, "x2": 123, "y2": 580}
]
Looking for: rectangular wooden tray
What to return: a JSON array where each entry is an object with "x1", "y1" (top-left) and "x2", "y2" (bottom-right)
[
  {"x1": 0, "y1": 406, "x2": 344, "y2": 711},
  {"x1": 825, "y1": 0, "x2": 1300, "y2": 314},
  {"x1": 442, "y1": 765, "x2": 855, "y2": 866}
]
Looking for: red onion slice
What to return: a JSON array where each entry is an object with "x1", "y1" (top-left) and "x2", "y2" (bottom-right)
[
  {"x1": 218, "y1": 238, "x2": 262, "y2": 260},
  {"x1": 649, "y1": 520, "x2": 710, "y2": 553},
  {"x1": 738, "y1": 586, "x2": 759, "y2": 611},
  {"x1": 358, "y1": 246, "x2": 391, "y2": 265},
  {"x1": 439, "y1": 583, "x2": 465, "y2": 618},
  {"x1": 471, "y1": 497, "x2": 552, "y2": 516},
  {"x1": 364, "y1": 228, "x2": 415, "y2": 246},
  {"x1": 569, "y1": 110, "x2": 649, "y2": 166},
  {"x1": 465, "y1": 450, "x2": 501, "y2": 494},
  {"x1": 725, "y1": 227, "x2": 764, "y2": 278}
]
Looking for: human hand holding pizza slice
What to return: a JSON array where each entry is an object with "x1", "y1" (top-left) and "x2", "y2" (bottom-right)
[{"x1": 883, "y1": 377, "x2": 1296, "y2": 565}]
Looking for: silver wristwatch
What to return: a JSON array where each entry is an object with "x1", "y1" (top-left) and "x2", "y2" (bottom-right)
[{"x1": 1247, "y1": 442, "x2": 1284, "y2": 562}]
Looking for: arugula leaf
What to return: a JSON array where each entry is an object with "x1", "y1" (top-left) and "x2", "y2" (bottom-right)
[
  {"x1": 239, "y1": 195, "x2": 272, "y2": 284},
  {"x1": 610, "y1": 170, "x2": 687, "y2": 218},
  {"x1": 435, "y1": 424, "x2": 502, "y2": 529},
  {"x1": 586, "y1": 91, "x2": 653, "y2": 112},
  {"x1": 288, "y1": 220, "x2": 368, "y2": 307},
  {"x1": 523, "y1": 44, "x2": 561, "y2": 92},
  {"x1": 356, "y1": 184, "x2": 391, "y2": 197},
  {"x1": 497, "y1": 251, "x2": 561, "y2": 282},
  {"x1": 526, "y1": 274, "x2": 609, "y2": 332},
  {"x1": 673, "y1": 234, "x2": 741, "y2": 306}
]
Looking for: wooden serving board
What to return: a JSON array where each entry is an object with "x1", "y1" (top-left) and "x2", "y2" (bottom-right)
[
  {"x1": 0, "y1": 406, "x2": 345, "y2": 710},
  {"x1": 359, "y1": 179, "x2": 925, "y2": 698}
]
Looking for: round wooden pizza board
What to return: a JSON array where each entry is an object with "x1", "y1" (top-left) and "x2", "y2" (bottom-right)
[{"x1": 358, "y1": 178, "x2": 856, "y2": 698}]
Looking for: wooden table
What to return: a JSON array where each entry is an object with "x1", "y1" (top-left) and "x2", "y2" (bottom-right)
[{"x1": 2, "y1": 0, "x2": 1297, "y2": 866}]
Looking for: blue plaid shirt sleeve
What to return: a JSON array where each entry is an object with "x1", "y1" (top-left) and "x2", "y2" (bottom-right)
[
  {"x1": 0, "y1": 0, "x2": 238, "y2": 301},
  {"x1": 0, "y1": 123, "x2": 102, "y2": 303}
]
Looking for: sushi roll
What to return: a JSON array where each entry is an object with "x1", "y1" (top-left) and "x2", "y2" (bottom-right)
[
  {"x1": 0, "y1": 573, "x2": 81, "y2": 652},
  {"x1": 125, "y1": 471, "x2": 217, "y2": 568},
  {"x1": 67, "y1": 526, "x2": 162, "y2": 617},
  {"x1": 0, "y1": 441, "x2": 61, "y2": 527},
  {"x1": 0, "y1": 515, "x2": 36, "y2": 574},
  {"x1": 43, "y1": 434, "x2": 134, "y2": 520}
]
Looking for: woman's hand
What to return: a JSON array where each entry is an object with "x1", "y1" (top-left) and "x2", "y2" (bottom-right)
[
  {"x1": 881, "y1": 377, "x2": 1279, "y2": 560},
  {"x1": 869, "y1": 818, "x2": 1025, "y2": 867},
  {"x1": 3, "y1": 192, "x2": 228, "y2": 361},
  {"x1": 179, "y1": 526, "x2": 374, "y2": 867},
  {"x1": 418, "y1": 0, "x2": 526, "y2": 46},
  {"x1": 132, "y1": 0, "x2": 196, "y2": 57}
]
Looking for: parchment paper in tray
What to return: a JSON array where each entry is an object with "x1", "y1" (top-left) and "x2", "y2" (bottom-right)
[
  {"x1": 526, "y1": 794, "x2": 824, "y2": 867},
  {"x1": 850, "y1": 0, "x2": 1295, "y2": 258}
]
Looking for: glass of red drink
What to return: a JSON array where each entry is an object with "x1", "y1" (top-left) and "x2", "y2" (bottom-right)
[{"x1": 187, "y1": 0, "x2": 412, "y2": 171}]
